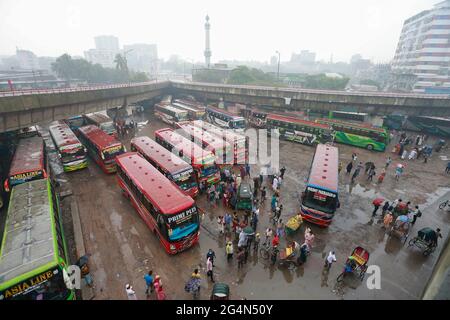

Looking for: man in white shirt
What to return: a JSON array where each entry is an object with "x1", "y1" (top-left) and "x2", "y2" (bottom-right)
[{"x1": 324, "y1": 251, "x2": 337, "y2": 270}]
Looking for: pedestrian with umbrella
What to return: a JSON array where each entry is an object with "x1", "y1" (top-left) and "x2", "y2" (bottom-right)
[{"x1": 372, "y1": 198, "x2": 384, "y2": 217}]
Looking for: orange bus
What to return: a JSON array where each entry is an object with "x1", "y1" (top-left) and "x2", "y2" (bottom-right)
[
  {"x1": 175, "y1": 122, "x2": 233, "y2": 166},
  {"x1": 3, "y1": 136, "x2": 47, "y2": 192},
  {"x1": 154, "y1": 128, "x2": 220, "y2": 185},
  {"x1": 130, "y1": 136, "x2": 199, "y2": 198},
  {"x1": 116, "y1": 152, "x2": 200, "y2": 254},
  {"x1": 78, "y1": 125, "x2": 125, "y2": 173},
  {"x1": 191, "y1": 120, "x2": 247, "y2": 165},
  {"x1": 300, "y1": 144, "x2": 340, "y2": 227}
]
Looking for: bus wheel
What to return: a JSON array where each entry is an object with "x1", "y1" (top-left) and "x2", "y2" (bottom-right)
[{"x1": 366, "y1": 144, "x2": 374, "y2": 151}]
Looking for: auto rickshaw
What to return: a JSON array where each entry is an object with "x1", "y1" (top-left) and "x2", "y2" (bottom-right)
[
  {"x1": 233, "y1": 183, "x2": 253, "y2": 210},
  {"x1": 210, "y1": 283, "x2": 230, "y2": 300},
  {"x1": 285, "y1": 214, "x2": 303, "y2": 236}
]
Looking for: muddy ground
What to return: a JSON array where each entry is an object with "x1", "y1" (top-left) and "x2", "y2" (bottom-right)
[{"x1": 3, "y1": 110, "x2": 449, "y2": 300}]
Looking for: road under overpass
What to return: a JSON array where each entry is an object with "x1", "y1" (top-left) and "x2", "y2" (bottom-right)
[{"x1": 1, "y1": 80, "x2": 450, "y2": 132}]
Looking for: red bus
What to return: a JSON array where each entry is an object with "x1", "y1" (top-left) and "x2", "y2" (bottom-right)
[
  {"x1": 116, "y1": 152, "x2": 200, "y2": 254},
  {"x1": 4, "y1": 136, "x2": 47, "y2": 192},
  {"x1": 78, "y1": 125, "x2": 125, "y2": 173},
  {"x1": 175, "y1": 122, "x2": 233, "y2": 166},
  {"x1": 130, "y1": 136, "x2": 199, "y2": 198},
  {"x1": 300, "y1": 144, "x2": 340, "y2": 227},
  {"x1": 191, "y1": 120, "x2": 247, "y2": 165},
  {"x1": 154, "y1": 128, "x2": 220, "y2": 185}
]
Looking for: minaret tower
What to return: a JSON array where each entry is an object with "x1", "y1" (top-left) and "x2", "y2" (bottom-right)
[{"x1": 204, "y1": 15, "x2": 211, "y2": 68}]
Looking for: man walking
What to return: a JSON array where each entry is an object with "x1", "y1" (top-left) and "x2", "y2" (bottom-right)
[
  {"x1": 226, "y1": 241, "x2": 234, "y2": 261},
  {"x1": 206, "y1": 257, "x2": 215, "y2": 283},
  {"x1": 125, "y1": 284, "x2": 137, "y2": 300},
  {"x1": 144, "y1": 270, "x2": 154, "y2": 297},
  {"x1": 386, "y1": 156, "x2": 392, "y2": 169},
  {"x1": 206, "y1": 249, "x2": 216, "y2": 267},
  {"x1": 280, "y1": 166, "x2": 286, "y2": 179},
  {"x1": 346, "y1": 161, "x2": 353, "y2": 175},
  {"x1": 324, "y1": 251, "x2": 337, "y2": 270}
]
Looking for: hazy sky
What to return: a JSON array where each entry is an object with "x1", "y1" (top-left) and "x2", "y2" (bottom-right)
[{"x1": 0, "y1": 0, "x2": 437, "y2": 63}]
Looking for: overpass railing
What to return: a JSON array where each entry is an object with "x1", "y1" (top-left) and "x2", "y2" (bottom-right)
[
  {"x1": 0, "y1": 80, "x2": 166, "y2": 97},
  {"x1": 171, "y1": 80, "x2": 450, "y2": 100}
]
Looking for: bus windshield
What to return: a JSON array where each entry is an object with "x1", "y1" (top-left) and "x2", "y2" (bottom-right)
[
  {"x1": 102, "y1": 145, "x2": 125, "y2": 161},
  {"x1": 100, "y1": 122, "x2": 116, "y2": 135},
  {"x1": 230, "y1": 120, "x2": 246, "y2": 129},
  {"x1": 1, "y1": 267, "x2": 70, "y2": 300},
  {"x1": 60, "y1": 146, "x2": 85, "y2": 163},
  {"x1": 303, "y1": 187, "x2": 337, "y2": 214},
  {"x1": 172, "y1": 170, "x2": 197, "y2": 191},
  {"x1": 200, "y1": 163, "x2": 218, "y2": 177},
  {"x1": 164, "y1": 206, "x2": 199, "y2": 241},
  {"x1": 176, "y1": 112, "x2": 188, "y2": 122}
]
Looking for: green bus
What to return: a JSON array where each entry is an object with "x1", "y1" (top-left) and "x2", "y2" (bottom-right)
[
  {"x1": 0, "y1": 178, "x2": 75, "y2": 300},
  {"x1": 266, "y1": 114, "x2": 334, "y2": 146},
  {"x1": 316, "y1": 118, "x2": 389, "y2": 152}
]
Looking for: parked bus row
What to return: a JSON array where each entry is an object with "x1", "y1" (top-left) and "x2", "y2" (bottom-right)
[
  {"x1": 242, "y1": 108, "x2": 389, "y2": 152},
  {"x1": 175, "y1": 122, "x2": 234, "y2": 167}
]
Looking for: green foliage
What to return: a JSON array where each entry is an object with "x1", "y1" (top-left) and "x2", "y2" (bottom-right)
[
  {"x1": 227, "y1": 66, "x2": 276, "y2": 85},
  {"x1": 51, "y1": 54, "x2": 148, "y2": 83},
  {"x1": 303, "y1": 74, "x2": 349, "y2": 90}
]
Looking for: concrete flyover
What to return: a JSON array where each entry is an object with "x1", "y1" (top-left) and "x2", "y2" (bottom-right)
[
  {"x1": 0, "y1": 81, "x2": 169, "y2": 132},
  {"x1": 170, "y1": 81, "x2": 450, "y2": 117},
  {"x1": 1, "y1": 80, "x2": 450, "y2": 132}
]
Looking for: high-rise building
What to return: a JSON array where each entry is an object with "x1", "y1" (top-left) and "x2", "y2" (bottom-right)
[
  {"x1": 95, "y1": 35, "x2": 120, "y2": 52},
  {"x1": 291, "y1": 50, "x2": 316, "y2": 64},
  {"x1": 123, "y1": 44, "x2": 158, "y2": 73},
  {"x1": 16, "y1": 49, "x2": 40, "y2": 70},
  {"x1": 204, "y1": 15, "x2": 211, "y2": 67},
  {"x1": 84, "y1": 35, "x2": 120, "y2": 68},
  {"x1": 392, "y1": 0, "x2": 450, "y2": 94}
]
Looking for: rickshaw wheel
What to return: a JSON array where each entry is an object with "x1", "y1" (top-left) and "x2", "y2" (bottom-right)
[
  {"x1": 259, "y1": 248, "x2": 269, "y2": 260},
  {"x1": 336, "y1": 273, "x2": 344, "y2": 283},
  {"x1": 408, "y1": 239, "x2": 415, "y2": 247}
]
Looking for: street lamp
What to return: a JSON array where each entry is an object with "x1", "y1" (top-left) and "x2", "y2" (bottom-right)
[{"x1": 276, "y1": 51, "x2": 281, "y2": 83}]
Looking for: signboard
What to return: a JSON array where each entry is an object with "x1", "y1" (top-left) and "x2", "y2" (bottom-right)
[
  {"x1": 0, "y1": 269, "x2": 58, "y2": 300},
  {"x1": 307, "y1": 186, "x2": 336, "y2": 199},
  {"x1": 167, "y1": 206, "x2": 197, "y2": 225},
  {"x1": 10, "y1": 170, "x2": 44, "y2": 185},
  {"x1": 103, "y1": 145, "x2": 123, "y2": 155}
]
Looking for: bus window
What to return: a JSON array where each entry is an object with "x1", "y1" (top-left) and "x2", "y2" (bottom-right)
[{"x1": 302, "y1": 187, "x2": 337, "y2": 214}]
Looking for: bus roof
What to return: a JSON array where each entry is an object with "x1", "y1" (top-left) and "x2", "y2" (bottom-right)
[
  {"x1": 307, "y1": 144, "x2": 339, "y2": 193},
  {"x1": 0, "y1": 179, "x2": 57, "y2": 285},
  {"x1": 267, "y1": 114, "x2": 331, "y2": 130},
  {"x1": 173, "y1": 99, "x2": 205, "y2": 110},
  {"x1": 116, "y1": 153, "x2": 194, "y2": 214},
  {"x1": 332, "y1": 111, "x2": 368, "y2": 116},
  {"x1": 154, "y1": 128, "x2": 214, "y2": 162},
  {"x1": 84, "y1": 112, "x2": 113, "y2": 124},
  {"x1": 131, "y1": 136, "x2": 192, "y2": 175},
  {"x1": 206, "y1": 106, "x2": 245, "y2": 120},
  {"x1": 172, "y1": 103, "x2": 204, "y2": 113},
  {"x1": 317, "y1": 118, "x2": 386, "y2": 133},
  {"x1": 156, "y1": 104, "x2": 188, "y2": 114},
  {"x1": 177, "y1": 123, "x2": 231, "y2": 150},
  {"x1": 9, "y1": 136, "x2": 44, "y2": 176},
  {"x1": 191, "y1": 120, "x2": 246, "y2": 142},
  {"x1": 49, "y1": 121, "x2": 81, "y2": 148},
  {"x1": 78, "y1": 125, "x2": 122, "y2": 150}
]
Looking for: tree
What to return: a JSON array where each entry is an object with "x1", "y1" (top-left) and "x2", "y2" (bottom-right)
[{"x1": 114, "y1": 54, "x2": 128, "y2": 74}]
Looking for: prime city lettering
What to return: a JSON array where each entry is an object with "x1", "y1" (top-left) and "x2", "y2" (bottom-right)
[
  {"x1": 2, "y1": 270, "x2": 54, "y2": 299},
  {"x1": 167, "y1": 207, "x2": 197, "y2": 224}
]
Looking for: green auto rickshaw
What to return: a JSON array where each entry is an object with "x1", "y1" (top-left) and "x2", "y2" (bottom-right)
[
  {"x1": 234, "y1": 183, "x2": 253, "y2": 211},
  {"x1": 210, "y1": 283, "x2": 230, "y2": 300}
]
